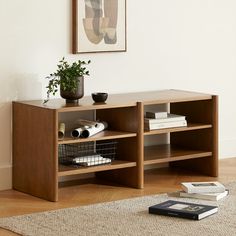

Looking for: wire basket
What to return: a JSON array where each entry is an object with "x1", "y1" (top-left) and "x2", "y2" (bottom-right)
[{"x1": 58, "y1": 140, "x2": 117, "y2": 167}]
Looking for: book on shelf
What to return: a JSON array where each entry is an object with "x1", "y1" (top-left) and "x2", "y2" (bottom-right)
[
  {"x1": 181, "y1": 181, "x2": 226, "y2": 194},
  {"x1": 179, "y1": 189, "x2": 229, "y2": 201},
  {"x1": 79, "y1": 157, "x2": 112, "y2": 166},
  {"x1": 146, "y1": 111, "x2": 168, "y2": 119},
  {"x1": 144, "y1": 114, "x2": 186, "y2": 124},
  {"x1": 145, "y1": 120, "x2": 187, "y2": 130},
  {"x1": 149, "y1": 200, "x2": 218, "y2": 220}
]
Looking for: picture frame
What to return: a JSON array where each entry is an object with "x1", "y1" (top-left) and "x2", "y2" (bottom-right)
[{"x1": 72, "y1": 0, "x2": 127, "y2": 53}]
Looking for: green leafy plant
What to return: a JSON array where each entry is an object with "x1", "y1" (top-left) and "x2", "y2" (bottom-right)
[{"x1": 44, "y1": 57, "x2": 91, "y2": 103}]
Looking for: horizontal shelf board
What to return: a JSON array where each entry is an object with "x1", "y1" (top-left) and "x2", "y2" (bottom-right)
[
  {"x1": 57, "y1": 103, "x2": 136, "y2": 112},
  {"x1": 144, "y1": 144, "x2": 212, "y2": 165},
  {"x1": 144, "y1": 123, "x2": 212, "y2": 135},
  {"x1": 58, "y1": 160, "x2": 137, "y2": 176},
  {"x1": 141, "y1": 90, "x2": 212, "y2": 105},
  {"x1": 15, "y1": 90, "x2": 213, "y2": 111},
  {"x1": 58, "y1": 130, "x2": 137, "y2": 144},
  {"x1": 17, "y1": 97, "x2": 136, "y2": 112}
]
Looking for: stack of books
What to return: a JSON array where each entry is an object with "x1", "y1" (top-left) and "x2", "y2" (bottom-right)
[
  {"x1": 148, "y1": 181, "x2": 228, "y2": 220},
  {"x1": 144, "y1": 111, "x2": 187, "y2": 130},
  {"x1": 180, "y1": 181, "x2": 229, "y2": 201}
]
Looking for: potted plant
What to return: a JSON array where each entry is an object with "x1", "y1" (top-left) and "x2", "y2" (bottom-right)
[{"x1": 44, "y1": 57, "x2": 91, "y2": 103}]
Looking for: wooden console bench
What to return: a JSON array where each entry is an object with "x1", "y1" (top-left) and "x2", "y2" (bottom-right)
[{"x1": 13, "y1": 90, "x2": 218, "y2": 201}]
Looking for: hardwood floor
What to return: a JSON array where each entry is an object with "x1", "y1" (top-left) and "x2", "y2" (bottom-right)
[{"x1": 0, "y1": 157, "x2": 236, "y2": 235}]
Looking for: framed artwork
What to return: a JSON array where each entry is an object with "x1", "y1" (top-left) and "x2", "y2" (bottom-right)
[{"x1": 72, "y1": 0, "x2": 126, "y2": 53}]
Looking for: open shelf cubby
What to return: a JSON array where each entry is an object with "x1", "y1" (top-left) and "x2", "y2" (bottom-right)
[
  {"x1": 144, "y1": 144, "x2": 212, "y2": 165},
  {"x1": 13, "y1": 90, "x2": 218, "y2": 201}
]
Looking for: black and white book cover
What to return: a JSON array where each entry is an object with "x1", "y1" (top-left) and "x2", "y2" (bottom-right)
[{"x1": 149, "y1": 200, "x2": 218, "y2": 220}]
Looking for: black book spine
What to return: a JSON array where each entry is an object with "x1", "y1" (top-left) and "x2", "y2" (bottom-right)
[{"x1": 149, "y1": 208, "x2": 199, "y2": 220}]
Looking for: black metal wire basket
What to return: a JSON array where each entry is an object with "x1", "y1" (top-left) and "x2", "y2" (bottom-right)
[{"x1": 58, "y1": 140, "x2": 117, "y2": 167}]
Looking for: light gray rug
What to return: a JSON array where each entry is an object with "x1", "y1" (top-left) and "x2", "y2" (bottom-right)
[{"x1": 1, "y1": 182, "x2": 236, "y2": 236}]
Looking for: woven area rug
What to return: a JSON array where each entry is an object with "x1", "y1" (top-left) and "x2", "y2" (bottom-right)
[{"x1": 1, "y1": 182, "x2": 236, "y2": 236}]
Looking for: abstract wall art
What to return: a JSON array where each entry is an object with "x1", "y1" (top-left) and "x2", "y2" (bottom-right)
[{"x1": 72, "y1": 0, "x2": 126, "y2": 53}]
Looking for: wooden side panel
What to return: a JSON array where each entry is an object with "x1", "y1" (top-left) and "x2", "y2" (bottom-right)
[
  {"x1": 13, "y1": 103, "x2": 58, "y2": 201},
  {"x1": 96, "y1": 106, "x2": 138, "y2": 132},
  {"x1": 96, "y1": 103, "x2": 144, "y2": 188},
  {"x1": 170, "y1": 130, "x2": 212, "y2": 151},
  {"x1": 170, "y1": 99, "x2": 213, "y2": 123},
  {"x1": 170, "y1": 97, "x2": 218, "y2": 176},
  {"x1": 137, "y1": 102, "x2": 144, "y2": 188},
  {"x1": 212, "y1": 96, "x2": 219, "y2": 176}
]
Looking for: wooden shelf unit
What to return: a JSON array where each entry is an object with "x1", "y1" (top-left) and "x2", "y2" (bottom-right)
[{"x1": 13, "y1": 90, "x2": 218, "y2": 201}]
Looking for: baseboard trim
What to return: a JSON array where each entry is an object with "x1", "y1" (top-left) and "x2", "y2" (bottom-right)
[{"x1": 0, "y1": 165, "x2": 12, "y2": 190}]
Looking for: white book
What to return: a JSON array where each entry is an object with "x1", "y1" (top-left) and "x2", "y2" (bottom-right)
[
  {"x1": 180, "y1": 189, "x2": 229, "y2": 201},
  {"x1": 145, "y1": 120, "x2": 187, "y2": 130},
  {"x1": 79, "y1": 158, "x2": 112, "y2": 166},
  {"x1": 72, "y1": 154, "x2": 103, "y2": 163},
  {"x1": 181, "y1": 181, "x2": 226, "y2": 194},
  {"x1": 146, "y1": 111, "x2": 168, "y2": 119},
  {"x1": 144, "y1": 114, "x2": 186, "y2": 124}
]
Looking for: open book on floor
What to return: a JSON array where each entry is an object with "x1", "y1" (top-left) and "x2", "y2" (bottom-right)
[{"x1": 149, "y1": 200, "x2": 218, "y2": 220}]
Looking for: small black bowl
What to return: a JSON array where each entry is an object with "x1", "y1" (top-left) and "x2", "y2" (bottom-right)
[{"x1": 92, "y1": 92, "x2": 108, "y2": 103}]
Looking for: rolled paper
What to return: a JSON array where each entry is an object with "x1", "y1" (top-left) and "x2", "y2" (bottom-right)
[
  {"x1": 58, "y1": 123, "x2": 65, "y2": 139},
  {"x1": 81, "y1": 121, "x2": 108, "y2": 138},
  {"x1": 71, "y1": 126, "x2": 88, "y2": 138},
  {"x1": 77, "y1": 119, "x2": 98, "y2": 127},
  {"x1": 71, "y1": 119, "x2": 99, "y2": 138}
]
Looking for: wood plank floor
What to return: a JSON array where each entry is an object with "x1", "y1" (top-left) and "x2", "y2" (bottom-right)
[{"x1": 0, "y1": 157, "x2": 236, "y2": 235}]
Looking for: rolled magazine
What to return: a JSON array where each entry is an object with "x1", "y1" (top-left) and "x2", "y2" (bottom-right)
[
  {"x1": 81, "y1": 122, "x2": 108, "y2": 138},
  {"x1": 71, "y1": 119, "x2": 97, "y2": 137},
  {"x1": 71, "y1": 120, "x2": 108, "y2": 138},
  {"x1": 71, "y1": 126, "x2": 87, "y2": 138},
  {"x1": 58, "y1": 123, "x2": 65, "y2": 139}
]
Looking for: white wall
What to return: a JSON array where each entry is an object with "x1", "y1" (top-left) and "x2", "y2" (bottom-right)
[{"x1": 0, "y1": 0, "x2": 236, "y2": 190}]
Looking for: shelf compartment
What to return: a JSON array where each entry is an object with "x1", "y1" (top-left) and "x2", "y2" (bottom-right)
[
  {"x1": 58, "y1": 160, "x2": 137, "y2": 176},
  {"x1": 58, "y1": 130, "x2": 137, "y2": 144},
  {"x1": 144, "y1": 144, "x2": 212, "y2": 165},
  {"x1": 144, "y1": 123, "x2": 212, "y2": 136}
]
